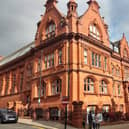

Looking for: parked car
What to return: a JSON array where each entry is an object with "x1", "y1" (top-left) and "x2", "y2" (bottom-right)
[{"x1": 0, "y1": 109, "x2": 18, "y2": 123}]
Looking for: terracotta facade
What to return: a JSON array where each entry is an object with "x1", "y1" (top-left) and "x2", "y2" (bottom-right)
[{"x1": 0, "y1": 0, "x2": 129, "y2": 124}]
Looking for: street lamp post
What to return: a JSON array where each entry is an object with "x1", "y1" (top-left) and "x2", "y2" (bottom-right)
[
  {"x1": 38, "y1": 50, "x2": 43, "y2": 106},
  {"x1": 62, "y1": 96, "x2": 69, "y2": 129}
]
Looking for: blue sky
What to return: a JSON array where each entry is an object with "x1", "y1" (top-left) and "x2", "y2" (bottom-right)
[{"x1": 0, "y1": 0, "x2": 129, "y2": 56}]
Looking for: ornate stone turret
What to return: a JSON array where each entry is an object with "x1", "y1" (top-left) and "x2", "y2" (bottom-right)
[
  {"x1": 45, "y1": 0, "x2": 58, "y2": 12},
  {"x1": 67, "y1": 0, "x2": 78, "y2": 17},
  {"x1": 87, "y1": 0, "x2": 100, "y2": 12}
]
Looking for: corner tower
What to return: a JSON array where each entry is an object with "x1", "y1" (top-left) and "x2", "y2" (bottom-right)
[
  {"x1": 45, "y1": 0, "x2": 58, "y2": 12},
  {"x1": 67, "y1": 0, "x2": 78, "y2": 33},
  {"x1": 67, "y1": 0, "x2": 78, "y2": 17}
]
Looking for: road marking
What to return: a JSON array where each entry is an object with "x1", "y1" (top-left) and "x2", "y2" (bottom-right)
[{"x1": 32, "y1": 126, "x2": 44, "y2": 129}]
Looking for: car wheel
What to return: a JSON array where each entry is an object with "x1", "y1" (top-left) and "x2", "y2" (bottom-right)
[
  {"x1": 0, "y1": 118, "x2": 2, "y2": 124},
  {"x1": 14, "y1": 120, "x2": 17, "y2": 123}
]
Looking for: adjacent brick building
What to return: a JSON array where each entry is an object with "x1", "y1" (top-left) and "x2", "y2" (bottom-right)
[{"x1": 0, "y1": 0, "x2": 129, "y2": 126}]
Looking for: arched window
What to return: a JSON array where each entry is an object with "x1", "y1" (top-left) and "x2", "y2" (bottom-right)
[
  {"x1": 116, "y1": 66, "x2": 120, "y2": 76},
  {"x1": 89, "y1": 24, "x2": 100, "y2": 40},
  {"x1": 84, "y1": 77, "x2": 94, "y2": 93},
  {"x1": 118, "y1": 84, "x2": 121, "y2": 96},
  {"x1": 27, "y1": 63, "x2": 33, "y2": 76},
  {"x1": 99, "y1": 80, "x2": 108, "y2": 94},
  {"x1": 46, "y1": 21, "x2": 56, "y2": 38},
  {"x1": 51, "y1": 79, "x2": 62, "y2": 95}
]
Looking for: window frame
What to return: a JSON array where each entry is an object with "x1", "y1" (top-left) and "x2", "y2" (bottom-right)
[
  {"x1": 84, "y1": 77, "x2": 94, "y2": 93},
  {"x1": 118, "y1": 84, "x2": 121, "y2": 96},
  {"x1": 99, "y1": 80, "x2": 108, "y2": 94},
  {"x1": 84, "y1": 49, "x2": 88, "y2": 65},
  {"x1": 58, "y1": 49, "x2": 62, "y2": 65},
  {"x1": 44, "y1": 53, "x2": 55, "y2": 69},
  {"x1": 51, "y1": 79, "x2": 62, "y2": 95},
  {"x1": 89, "y1": 24, "x2": 101, "y2": 40},
  {"x1": 46, "y1": 21, "x2": 56, "y2": 38},
  {"x1": 92, "y1": 52, "x2": 101, "y2": 68}
]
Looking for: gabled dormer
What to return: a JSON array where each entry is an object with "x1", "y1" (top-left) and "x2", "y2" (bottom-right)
[
  {"x1": 78, "y1": 0, "x2": 110, "y2": 47},
  {"x1": 35, "y1": 0, "x2": 68, "y2": 46}
]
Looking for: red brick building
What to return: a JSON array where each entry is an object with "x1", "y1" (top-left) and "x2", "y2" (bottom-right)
[{"x1": 0, "y1": 0, "x2": 129, "y2": 126}]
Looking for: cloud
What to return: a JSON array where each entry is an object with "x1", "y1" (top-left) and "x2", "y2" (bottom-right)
[{"x1": 0, "y1": 0, "x2": 129, "y2": 56}]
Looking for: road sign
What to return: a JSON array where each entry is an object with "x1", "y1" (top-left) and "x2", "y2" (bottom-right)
[{"x1": 61, "y1": 96, "x2": 69, "y2": 106}]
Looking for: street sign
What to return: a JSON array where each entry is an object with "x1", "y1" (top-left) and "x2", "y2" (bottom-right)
[{"x1": 61, "y1": 96, "x2": 69, "y2": 106}]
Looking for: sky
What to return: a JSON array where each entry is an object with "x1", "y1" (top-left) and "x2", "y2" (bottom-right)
[{"x1": 0, "y1": 0, "x2": 129, "y2": 56}]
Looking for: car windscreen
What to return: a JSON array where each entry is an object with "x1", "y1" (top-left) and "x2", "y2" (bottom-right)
[{"x1": 0, "y1": 109, "x2": 7, "y2": 114}]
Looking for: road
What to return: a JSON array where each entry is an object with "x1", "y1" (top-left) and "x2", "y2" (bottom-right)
[
  {"x1": 0, "y1": 123, "x2": 45, "y2": 129},
  {"x1": 102, "y1": 123, "x2": 129, "y2": 129},
  {"x1": 0, "y1": 123, "x2": 129, "y2": 129}
]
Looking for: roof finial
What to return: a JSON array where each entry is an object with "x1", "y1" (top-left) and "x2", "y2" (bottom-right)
[
  {"x1": 123, "y1": 33, "x2": 125, "y2": 38},
  {"x1": 87, "y1": 0, "x2": 100, "y2": 9},
  {"x1": 45, "y1": 0, "x2": 58, "y2": 7}
]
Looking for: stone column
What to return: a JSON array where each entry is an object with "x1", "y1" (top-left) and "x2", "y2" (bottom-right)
[{"x1": 72, "y1": 101, "x2": 83, "y2": 128}]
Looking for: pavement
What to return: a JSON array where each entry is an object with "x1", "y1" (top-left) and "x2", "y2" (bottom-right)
[
  {"x1": 18, "y1": 118, "x2": 78, "y2": 129},
  {"x1": 18, "y1": 118, "x2": 129, "y2": 129}
]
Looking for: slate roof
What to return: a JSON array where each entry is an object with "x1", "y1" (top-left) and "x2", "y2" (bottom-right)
[{"x1": 0, "y1": 42, "x2": 35, "y2": 66}]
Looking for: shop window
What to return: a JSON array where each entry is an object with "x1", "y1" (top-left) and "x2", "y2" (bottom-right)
[
  {"x1": 84, "y1": 78, "x2": 94, "y2": 93},
  {"x1": 87, "y1": 106, "x2": 96, "y2": 114},
  {"x1": 120, "y1": 105, "x2": 123, "y2": 112},
  {"x1": 102, "y1": 105, "x2": 109, "y2": 112},
  {"x1": 49, "y1": 107, "x2": 59, "y2": 120}
]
